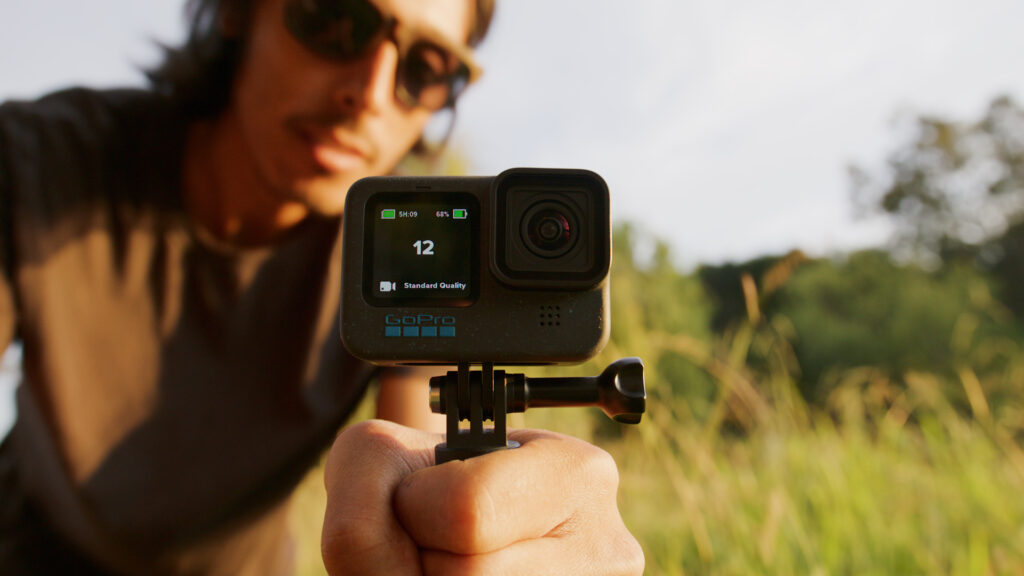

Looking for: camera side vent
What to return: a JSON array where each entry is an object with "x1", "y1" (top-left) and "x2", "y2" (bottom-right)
[{"x1": 539, "y1": 305, "x2": 562, "y2": 328}]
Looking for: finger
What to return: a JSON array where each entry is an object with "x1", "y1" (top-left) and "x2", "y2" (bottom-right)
[
  {"x1": 393, "y1": 428, "x2": 621, "y2": 555},
  {"x1": 321, "y1": 419, "x2": 440, "y2": 575}
]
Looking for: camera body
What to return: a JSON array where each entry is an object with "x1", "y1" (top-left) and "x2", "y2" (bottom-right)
[{"x1": 340, "y1": 168, "x2": 611, "y2": 365}]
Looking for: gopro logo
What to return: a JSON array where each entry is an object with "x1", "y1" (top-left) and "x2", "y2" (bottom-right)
[
  {"x1": 380, "y1": 281, "x2": 395, "y2": 293},
  {"x1": 384, "y1": 313, "x2": 457, "y2": 338}
]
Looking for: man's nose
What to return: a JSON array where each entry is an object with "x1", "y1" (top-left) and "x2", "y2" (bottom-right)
[{"x1": 331, "y1": 41, "x2": 400, "y2": 114}]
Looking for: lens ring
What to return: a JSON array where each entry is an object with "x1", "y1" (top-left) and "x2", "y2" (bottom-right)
[{"x1": 521, "y1": 201, "x2": 579, "y2": 258}]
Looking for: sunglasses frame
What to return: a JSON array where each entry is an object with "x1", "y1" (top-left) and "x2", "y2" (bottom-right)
[{"x1": 284, "y1": 0, "x2": 483, "y2": 110}]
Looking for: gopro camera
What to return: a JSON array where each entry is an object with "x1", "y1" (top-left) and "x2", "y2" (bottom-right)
[{"x1": 339, "y1": 167, "x2": 611, "y2": 365}]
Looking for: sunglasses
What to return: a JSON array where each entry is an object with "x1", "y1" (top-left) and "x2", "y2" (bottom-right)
[{"x1": 284, "y1": 0, "x2": 482, "y2": 111}]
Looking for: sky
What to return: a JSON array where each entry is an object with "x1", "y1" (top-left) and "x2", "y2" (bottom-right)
[
  {"x1": 456, "y1": 0, "x2": 1024, "y2": 266},
  {"x1": 2, "y1": 0, "x2": 1024, "y2": 434}
]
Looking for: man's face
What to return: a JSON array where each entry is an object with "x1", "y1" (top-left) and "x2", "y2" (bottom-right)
[{"x1": 228, "y1": 0, "x2": 474, "y2": 216}]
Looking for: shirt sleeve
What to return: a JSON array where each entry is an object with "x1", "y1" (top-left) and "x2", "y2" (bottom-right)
[{"x1": 0, "y1": 88, "x2": 126, "y2": 354}]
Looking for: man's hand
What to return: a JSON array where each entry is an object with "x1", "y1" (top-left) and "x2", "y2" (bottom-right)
[{"x1": 321, "y1": 420, "x2": 644, "y2": 575}]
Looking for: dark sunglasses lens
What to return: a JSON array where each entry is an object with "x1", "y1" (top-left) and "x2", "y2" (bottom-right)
[
  {"x1": 399, "y1": 41, "x2": 470, "y2": 110},
  {"x1": 285, "y1": 0, "x2": 473, "y2": 109},
  {"x1": 285, "y1": 0, "x2": 383, "y2": 59}
]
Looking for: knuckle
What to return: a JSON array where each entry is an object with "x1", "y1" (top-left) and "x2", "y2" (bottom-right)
[
  {"x1": 583, "y1": 519, "x2": 644, "y2": 576},
  {"x1": 327, "y1": 419, "x2": 389, "y2": 463},
  {"x1": 577, "y1": 441, "x2": 621, "y2": 492},
  {"x1": 619, "y1": 532, "x2": 646, "y2": 575},
  {"x1": 321, "y1": 497, "x2": 384, "y2": 560},
  {"x1": 325, "y1": 419, "x2": 399, "y2": 490},
  {"x1": 320, "y1": 522, "x2": 371, "y2": 573},
  {"x1": 340, "y1": 418, "x2": 400, "y2": 447}
]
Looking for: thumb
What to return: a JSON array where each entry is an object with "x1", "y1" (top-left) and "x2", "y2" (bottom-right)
[{"x1": 321, "y1": 420, "x2": 439, "y2": 575}]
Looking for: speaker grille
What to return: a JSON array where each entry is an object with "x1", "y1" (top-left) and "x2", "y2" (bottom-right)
[{"x1": 539, "y1": 305, "x2": 561, "y2": 327}]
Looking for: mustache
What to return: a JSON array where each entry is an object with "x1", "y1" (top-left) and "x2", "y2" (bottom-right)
[{"x1": 286, "y1": 113, "x2": 380, "y2": 162}]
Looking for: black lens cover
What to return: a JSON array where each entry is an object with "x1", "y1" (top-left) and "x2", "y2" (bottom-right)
[{"x1": 492, "y1": 169, "x2": 610, "y2": 289}]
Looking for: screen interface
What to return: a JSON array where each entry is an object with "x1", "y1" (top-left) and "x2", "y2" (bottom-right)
[{"x1": 365, "y1": 193, "x2": 479, "y2": 307}]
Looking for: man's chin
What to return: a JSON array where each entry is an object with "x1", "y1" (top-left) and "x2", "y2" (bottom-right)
[{"x1": 285, "y1": 174, "x2": 359, "y2": 217}]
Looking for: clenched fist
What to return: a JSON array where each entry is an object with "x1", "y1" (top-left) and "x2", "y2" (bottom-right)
[{"x1": 321, "y1": 420, "x2": 643, "y2": 575}]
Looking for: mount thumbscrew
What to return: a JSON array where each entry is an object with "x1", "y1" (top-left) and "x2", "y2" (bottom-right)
[{"x1": 431, "y1": 358, "x2": 646, "y2": 464}]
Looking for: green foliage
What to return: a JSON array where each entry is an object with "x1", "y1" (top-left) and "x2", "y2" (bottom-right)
[
  {"x1": 775, "y1": 250, "x2": 1022, "y2": 402},
  {"x1": 698, "y1": 254, "x2": 801, "y2": 332}
]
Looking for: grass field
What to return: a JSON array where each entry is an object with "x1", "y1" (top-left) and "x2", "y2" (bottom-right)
[{"x1": 606, "y1": 379, "x2": 1024, "y2": 574}]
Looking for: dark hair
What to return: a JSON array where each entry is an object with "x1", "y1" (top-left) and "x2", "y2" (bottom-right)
[{"x1": 148, "y1": 0, "x2": 496, "y2": 118}]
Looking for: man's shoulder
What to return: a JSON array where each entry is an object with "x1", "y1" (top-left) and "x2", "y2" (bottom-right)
[
  {"x1": 1, "y1": 87, "x2": 174, "y2": 120},
  {"x1": 0, "y1": 87, "x2": 180, "y2": 149},
  {"x1": 0, "y1": 87, "x2": 188, "y2": 239}
]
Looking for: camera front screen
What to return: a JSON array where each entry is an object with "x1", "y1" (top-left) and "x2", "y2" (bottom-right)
[{"x1": 363, "y1": 193, "x2": 480, "y2": 307}]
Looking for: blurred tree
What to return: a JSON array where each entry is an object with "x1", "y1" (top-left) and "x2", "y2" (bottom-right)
[
  {"x1": 852, "y1": 95, "x2": 1024, "y2": 262},
  {"x1": 851, "y1": 95, "x2": 1024, "y2": 317},
  {"x1": 775, "y1": 250, "x2": 1019, "y2": 403},
  {"x1": 697, "y1": 250, "x2": 808, "y2": 332},
  {"x1": 699, "y1": 256, "x2": 782, "y2": 332}
]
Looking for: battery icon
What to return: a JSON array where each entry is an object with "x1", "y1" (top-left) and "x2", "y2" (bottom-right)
[
  {"x1": 453, "y1": 209, "x2": 468, "y2": 219},
  {"x1": 381, "y1": 209, "x2": 396, "y2": 219}
]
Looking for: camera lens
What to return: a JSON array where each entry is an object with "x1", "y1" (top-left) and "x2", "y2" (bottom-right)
[
  {"x1": 522, "y1": 201, "x2": 578, "y2": 258},
  {"x1": 534, "y1": 214, "x2": 568, "y2": 246}
]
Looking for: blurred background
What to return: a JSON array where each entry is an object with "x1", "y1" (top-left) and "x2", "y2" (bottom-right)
[{"x1": 4, "y1": 0, "x2": 1024, "y2": 573}]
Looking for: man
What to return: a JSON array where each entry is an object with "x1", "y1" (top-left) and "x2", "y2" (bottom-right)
[{"x1": 0, "y1": 0, "x2": 644, "y2": 574}]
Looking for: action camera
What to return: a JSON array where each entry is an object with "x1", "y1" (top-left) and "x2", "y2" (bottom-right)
[{"x1": 339, "y1": 167, "x2": 611, "y2": 365}]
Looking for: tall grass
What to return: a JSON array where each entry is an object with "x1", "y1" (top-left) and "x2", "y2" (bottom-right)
[
  {"x1": 591, "y1": 352, "x2": 1024, "y2": 575},
  {"x1": 550, "y1": 267, "x2": 1024, "y2": 575}
]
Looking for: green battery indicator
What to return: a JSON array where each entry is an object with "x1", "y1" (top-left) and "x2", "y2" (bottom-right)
[
  {"x1": 453, "y1": 209, "x2": 468, "y2": 220},
  {"x1": 381, "y1": 209, "x2": 396, "y2": 219}
]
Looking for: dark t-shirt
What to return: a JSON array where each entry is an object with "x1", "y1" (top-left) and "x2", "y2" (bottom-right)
[{"x1": 0, "y1": 88, "x2": 376, "y2": 574}]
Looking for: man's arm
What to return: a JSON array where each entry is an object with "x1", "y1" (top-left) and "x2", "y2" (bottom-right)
[
  {"x1": 375, "y1": 368, "x2": 446, "y2": 432},
  {"x1": 321, "y1": 420, "x2": 644, "y2": 575}
]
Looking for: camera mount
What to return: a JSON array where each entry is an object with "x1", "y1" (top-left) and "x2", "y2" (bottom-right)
[{"x1": 431, "y1": 358, "x2": 647, "y2": 463}]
